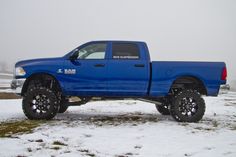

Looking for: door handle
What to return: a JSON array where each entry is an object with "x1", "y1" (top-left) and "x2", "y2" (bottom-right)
[
  {"x1": 94, "y1": 64, "x2": 105, "y2": 67},
  {"x1": 134, "y1": 64, "x2": 145, "y2": 67}
]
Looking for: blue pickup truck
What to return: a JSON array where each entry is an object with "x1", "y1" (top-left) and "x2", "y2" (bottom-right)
[{"x1": 11, "y1": 41, "x2": 227, "y2": 122}]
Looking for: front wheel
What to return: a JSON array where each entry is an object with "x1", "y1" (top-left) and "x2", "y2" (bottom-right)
[
  {"x1": 22, "y1": 87, "x2": 60, "y2": 120},
  {"x1": 170, "y1": 89, "x2": 205, "y2": 122},
  {"x1": 58, "y1": 97, "x2": 69, "y2": 113}
]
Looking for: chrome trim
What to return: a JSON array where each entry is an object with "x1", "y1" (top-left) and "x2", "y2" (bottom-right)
[{"x1": 11, "y1": 78, "x2": 26, "y2": 95}]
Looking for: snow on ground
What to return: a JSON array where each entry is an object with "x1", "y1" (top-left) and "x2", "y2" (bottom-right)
[
  {"x1": 0, "y1": 78, "x2": 12, "y2": 88},
  {"x1": 0, "y1": 73, "x2": 13, "y2": 80},
  {"x1": 0, "y1": 77, "x2": 13, "y2": 93},
  {"x1": 0, "y1": 78, "x2": 15, "y2": 93},
  {"x1": 0, "y1": 92, "x2": 236, "y2": 157},
  {"x1": 0, "y1": 99, "x2": 24, "y2": 121}
]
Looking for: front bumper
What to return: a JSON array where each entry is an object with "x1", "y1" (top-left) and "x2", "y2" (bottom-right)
[{"x1": 11, "y1": 78, "x2": 26, "y2": 95}]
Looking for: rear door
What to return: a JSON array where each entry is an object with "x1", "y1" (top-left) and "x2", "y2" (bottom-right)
[{"x1": 107, "y1": 42, "x2": 149, "y2": 96}]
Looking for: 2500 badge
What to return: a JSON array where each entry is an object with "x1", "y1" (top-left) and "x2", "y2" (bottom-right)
[{"x1": 57, "y1": 69, "x2": 76, "y2": 74}]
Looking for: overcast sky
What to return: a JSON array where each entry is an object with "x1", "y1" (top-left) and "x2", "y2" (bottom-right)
[{"x1": 0, "y1": 0, "x2": 236, "y2": 82}]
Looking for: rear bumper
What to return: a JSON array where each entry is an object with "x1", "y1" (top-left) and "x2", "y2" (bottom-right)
[{"x1": 11, "y1": 78, "x2": 26, "y2": 95}]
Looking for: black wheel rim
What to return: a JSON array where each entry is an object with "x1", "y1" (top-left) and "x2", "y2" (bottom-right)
[
  {"x1": 30, "y1": 94, "x2": 51, "y2": 115},
  {"x1": 178, "y1": 97, "x2": 198, "y2": 117}
]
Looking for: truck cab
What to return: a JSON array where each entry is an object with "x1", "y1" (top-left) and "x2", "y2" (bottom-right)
[{"x1": 63, "y1": 41, "x2": 150, "y2": 97}]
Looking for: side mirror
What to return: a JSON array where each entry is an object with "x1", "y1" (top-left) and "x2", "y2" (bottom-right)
[{"x1": 69, "y1": 55, "x2": 77, "y2": 60}]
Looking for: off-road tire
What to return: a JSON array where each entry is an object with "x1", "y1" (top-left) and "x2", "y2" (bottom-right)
[
  {"x1": 156, "y1": 105, "x2": 170, "y2": 115},
  {"x1": 58, "y1": 97, "x2": 69, "y2": 113},
  {"x1": 155, "y1": 97, "x2": 171, "y2": 115},
  {"x1": 22, "y1": 87, "x2": 59, "y2": 120},
  {"x1": 58, "y1": 105, "x2": 68, "y2": 113},
  {"x1": 170, "y1": 89, "x2": 205, "y2": 122}
]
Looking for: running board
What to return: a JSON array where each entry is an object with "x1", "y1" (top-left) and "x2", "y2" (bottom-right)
[
  {"x1": 137, "y1": 98, "x2": 162, "y2": 105},
  {"x1": 66, "y1": 97, "x2": 162, "y2": 106}
]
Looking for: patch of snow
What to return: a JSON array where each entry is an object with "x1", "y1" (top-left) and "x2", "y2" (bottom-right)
[
  {"x1": 0, "y1": 99, "x2": 25, "y2": 121},
  {"x1": 0, "y1": 73, "x2": 13, "y2": 77},
  {"x1": 0, "y1": 92, "x2": 236, "y2": 157},
  {"x1": 0, "y1": 78, "x2": 12, "y2": 88}
]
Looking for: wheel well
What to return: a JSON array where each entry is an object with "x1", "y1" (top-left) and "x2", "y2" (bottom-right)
[
  {"x1": 170, "y1": 76, "x2": 207, "y2": 95},
  {"x1": 22, "y1": 73, "x2": 62, "y2": 96}
]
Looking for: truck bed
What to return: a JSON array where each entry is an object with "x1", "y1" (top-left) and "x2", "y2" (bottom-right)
[{"x1": 150, "y1": 61, "x2": 226, "y2": 96}]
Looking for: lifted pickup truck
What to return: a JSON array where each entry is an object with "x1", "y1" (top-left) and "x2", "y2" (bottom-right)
[{"x1": 11, "y1": 41, "x2": 227, "y2": 122}]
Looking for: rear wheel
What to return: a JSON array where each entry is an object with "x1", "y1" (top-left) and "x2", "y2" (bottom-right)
[
  {"x1": 170, "y1": 89, "x2": 205, "y2": 122},
  {"x1": 22, "y1": 87, "x2": 59, "y2": 120},
  {"x1": 156, "y1": 105, "x2": 170, "y2": 115},
  {"x1": 155, "y1": 97, "x2": 171, "y2": 115}
]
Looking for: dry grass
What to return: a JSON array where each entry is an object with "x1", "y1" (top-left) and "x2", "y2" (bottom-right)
[
  {"x1": 52, "y1": 141, "x2": 68, "y2": 146},
  {"x1": 0, "y1": 92, "x2": 21, "y2": 99},
  {"x1": 231, "y1": 125, "x2": 236, "y2": 131},
  {"x1": 50, "y1": 146, "x2": 61, "y2": 150},
  {"x1": 0, "y1": 120, "x2": 44, "y2": 137}
]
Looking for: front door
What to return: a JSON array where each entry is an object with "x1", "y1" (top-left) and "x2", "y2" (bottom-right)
[{"x1": 64, "y1": 42, "x2": 108, "y2": 96}]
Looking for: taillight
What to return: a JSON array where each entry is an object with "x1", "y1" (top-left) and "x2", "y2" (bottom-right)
[{"x1": 221, "y1": 67, "x2": 227, "y2": 81}]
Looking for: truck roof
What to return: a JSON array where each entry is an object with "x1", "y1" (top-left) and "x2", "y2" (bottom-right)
[{"x1": 89, "y1": 40, "x2": 147, "y2": 44}]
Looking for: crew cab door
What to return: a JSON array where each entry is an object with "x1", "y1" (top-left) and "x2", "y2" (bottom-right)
[
  {"x1": 64, "y1": 42, "x2": 108, "y2": 96},
  {"x1": 107, "y1": 42, "x2": 149, "y2": 96}
]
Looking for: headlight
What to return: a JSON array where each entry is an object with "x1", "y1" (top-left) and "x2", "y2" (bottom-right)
[{"x1": 15, "y1": 67, "x2": 26, "y2": 76}]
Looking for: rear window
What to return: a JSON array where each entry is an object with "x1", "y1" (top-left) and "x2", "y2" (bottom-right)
[{"x1": 112, "y1": 43, "x2": 140, "y2": 59}]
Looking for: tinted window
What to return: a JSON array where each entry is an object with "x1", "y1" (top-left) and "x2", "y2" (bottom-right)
[
  {"x1": 112, "y1": 43, "x2": 140, "y2": 59},
  {"x1": 75, "y1": 43, "x2": 106, "y2": 59}
]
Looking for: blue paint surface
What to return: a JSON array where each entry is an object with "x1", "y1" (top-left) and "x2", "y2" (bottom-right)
[{"x1": 15, "y1": 41, "x2": 226, "y2": 97}]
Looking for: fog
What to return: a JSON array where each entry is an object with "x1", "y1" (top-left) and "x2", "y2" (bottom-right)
[{"x1": 0, "y1": 0, "x2": 235, "y2": 84}]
